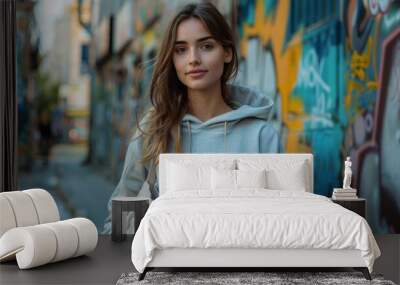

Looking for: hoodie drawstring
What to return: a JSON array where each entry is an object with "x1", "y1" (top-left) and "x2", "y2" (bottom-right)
[
  {"x1": 186, "y1": 121, "x2": 192, "y2": 152},
  {"x1": 224, "y1": 121, "x2": 227, "y2": 152}
]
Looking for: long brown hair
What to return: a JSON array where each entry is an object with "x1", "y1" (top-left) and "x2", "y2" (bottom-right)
[{"x1": 137, "y1": 2, "x2": 238, "y2": 165}]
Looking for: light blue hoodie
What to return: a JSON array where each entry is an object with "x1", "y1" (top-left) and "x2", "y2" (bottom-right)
[{"x1": 103, "y1": 84, "x2": 280, "y2": 233}]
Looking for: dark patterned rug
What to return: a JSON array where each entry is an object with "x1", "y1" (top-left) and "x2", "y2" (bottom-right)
[{"x1": 116, "y1": 271, "x2": 396, "y2": 285}]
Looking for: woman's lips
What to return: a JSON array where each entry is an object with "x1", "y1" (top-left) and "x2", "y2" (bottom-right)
[{"x1": 187, "y1": 71, "x2": 207, "y2": 79}]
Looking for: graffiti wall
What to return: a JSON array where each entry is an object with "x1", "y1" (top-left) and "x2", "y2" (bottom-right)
[
  {"x1": 88, "y1": 0, "x2": 399, "y2": 233},
  {"x1": 237, "y1": 0, "x2": 344, "y2": 197},
  {"x1": 236, "y1": 0, "x2": 400, "y2": 233},
  {"x1": 343, "y1": 0, "x2": 400, "y2": 233}
]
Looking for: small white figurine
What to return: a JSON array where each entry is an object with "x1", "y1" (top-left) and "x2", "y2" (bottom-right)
[{"x1": 342, "y1": 156, "x2": 352, "y2": 189}]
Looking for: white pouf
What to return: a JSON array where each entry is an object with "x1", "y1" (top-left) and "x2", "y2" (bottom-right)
[
  {"x1": 0, "y1": 189, "x2": 60, "y2": 237},
  {"x1": 0, "y1": 189, "x2": 97, "y2": 269},
  {"x1": 0, "y1": 218, "x2": 98, "y2": 269}
]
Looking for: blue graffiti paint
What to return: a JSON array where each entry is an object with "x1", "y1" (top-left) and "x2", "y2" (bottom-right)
[
  {"x1": 305, "y1": 125, "x2": 344, "y2": 196},
  {"x1": 264, "y1": 0, "x2": 277, "y2": 16},
  {"x1": 351, "y1": 0, "x2": 374, "y2": 52},
  {"x1": 238, "y1": 0, "x2": 256, "y2": 36}
]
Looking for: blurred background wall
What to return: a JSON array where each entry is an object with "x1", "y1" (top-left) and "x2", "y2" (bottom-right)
[{"x1": 16, "y1": 0, "x2": 400, "y2": 233}]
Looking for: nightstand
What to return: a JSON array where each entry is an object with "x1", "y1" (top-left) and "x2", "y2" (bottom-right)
[
  {"x1": 331, "y1": 198, "x2": 366, "y2": 218},
  {"x1": 112, "y1": 197, "x2": 150, "y2": 242}
]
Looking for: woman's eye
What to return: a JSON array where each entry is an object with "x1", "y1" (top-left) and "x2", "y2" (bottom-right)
[
  {"x1": 201, "y1": 43, "x2": 213, "y2": 50},
  {"x1": 175, "y1": 47, "x2": 186, "y2": 54}
]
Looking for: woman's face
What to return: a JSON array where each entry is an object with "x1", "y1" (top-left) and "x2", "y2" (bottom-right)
[{"x1": 172, "y1": 17, "x2": 232, "y2": 91}]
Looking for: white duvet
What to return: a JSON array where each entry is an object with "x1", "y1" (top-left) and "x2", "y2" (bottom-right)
[{"x1": 131, "y1": 190, "x2": 380, "y2": 273}]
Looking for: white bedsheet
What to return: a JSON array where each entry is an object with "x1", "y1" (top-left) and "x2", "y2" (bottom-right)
[{"x1": 131, "y1": 190, "x2": 380, "y2": 273}]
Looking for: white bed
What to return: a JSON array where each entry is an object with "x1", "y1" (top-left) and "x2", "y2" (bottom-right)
[{"x1": 131, "y1": 154, "x2": 380, "y2": 280}]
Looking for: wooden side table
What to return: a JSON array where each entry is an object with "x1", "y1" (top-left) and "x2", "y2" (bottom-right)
[
  {"x1": 112, "y1": 197, "x2": 150, "y2": 242},
  {"x1": 331, "y1": 198, "x2": 366, "y2": 218}
]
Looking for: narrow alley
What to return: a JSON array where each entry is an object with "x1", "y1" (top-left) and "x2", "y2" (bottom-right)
[{"x1": 18, "y1": 144, "x2": 116, "y2": 230}]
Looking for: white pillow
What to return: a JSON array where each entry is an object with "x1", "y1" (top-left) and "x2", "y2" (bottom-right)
[
  {"x1": 237, "y1": 169, "x2": 267, "y2": 188},
  {"x1": 211, "y1": 168, "x2": 267, "y2": 190},
  {"x1": 211, "y1": 168, "x2": 236, "y2": 190},
  {"x1": 167, "y1": 160, "x2": 235, "y2": 192},
  {"x1": 237, "y1": 159, "x2": 308, "y2": 191},
  {"x1": 266, "y1": 166, "x2": 307, "y2": 191}
]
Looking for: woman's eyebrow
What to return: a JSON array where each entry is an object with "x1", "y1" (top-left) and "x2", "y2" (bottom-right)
[{"x1": 174, "y1": 36, "x2": 214, "y2": 45}]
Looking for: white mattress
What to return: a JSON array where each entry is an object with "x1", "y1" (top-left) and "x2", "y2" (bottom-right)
[{"x1": 131, "y1": 190, "x2": 380, "y2": 273}]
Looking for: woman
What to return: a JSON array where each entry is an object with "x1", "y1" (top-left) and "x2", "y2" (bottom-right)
[{"x1": 103, "y1": 3, "x2": 280, "y2": 233}]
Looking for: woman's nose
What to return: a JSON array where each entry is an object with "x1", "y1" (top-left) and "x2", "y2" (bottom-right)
[{"x1": 188, "y1": 47, "x2": 200, "y2": 65}]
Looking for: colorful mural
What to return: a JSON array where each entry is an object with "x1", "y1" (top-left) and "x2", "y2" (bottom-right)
[
  {"x1": 343, "y1": 0, "x2": 400, "y2": 233},
  {"x1": 236, "y1": 0, "x2": 400, "y2": 233},
  {"x1": 85, "y1": 0, "x2": 400, "y2": 233},
  {"x1": 237, "y1": 0, "x2": 343, "y2": 197}
]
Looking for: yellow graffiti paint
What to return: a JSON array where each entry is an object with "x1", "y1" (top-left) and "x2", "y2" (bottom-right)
[
  {"x1": 346, "y1": 37, "x2": 378, "y2": 113},
  {"x1": 143, "y1": 29, "x2": 155, "y2": 46},
  {"x1": 240, "y1": 0, "x2": 304, "y2": 152},
  {"x1": 350, "y1": 38, "x2": 372, "y2": 80}
]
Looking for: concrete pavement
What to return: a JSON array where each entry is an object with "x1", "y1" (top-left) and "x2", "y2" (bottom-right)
[{"x1": 18, "y1": 144, "x2": 116, "y2": 231}]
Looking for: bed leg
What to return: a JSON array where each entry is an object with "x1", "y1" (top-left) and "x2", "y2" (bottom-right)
[
  {"x1": 138, "y1": 268, "x2": 148, "y2": 281},
  {"x1": 354, "y1": 267, "x2": 371, "y2": 280}
]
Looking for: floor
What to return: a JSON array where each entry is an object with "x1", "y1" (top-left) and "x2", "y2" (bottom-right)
[
  {"x1": 0, "y1": 235, "x2": 399, "y2": 284},
  {"x1": 374, "y1": 235, "x2": 400, "y2": 284},
  {"x1": 0, "y1": 236, "x2": 134, "y2": 285}
]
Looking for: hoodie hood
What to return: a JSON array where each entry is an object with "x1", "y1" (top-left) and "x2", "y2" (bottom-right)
[{"x1": 181, "y1": 84, "x2": 274, "y2": 127}]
